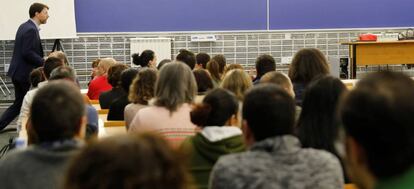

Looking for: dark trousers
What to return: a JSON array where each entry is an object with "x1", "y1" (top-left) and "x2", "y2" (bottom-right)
[{"x1": 0, "y1": 78, "x2": 30, "y2": 130}]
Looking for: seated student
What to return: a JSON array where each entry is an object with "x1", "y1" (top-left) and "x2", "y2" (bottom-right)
[
  {"x1": 0, "y1": 80, "x2": 86, "y2": 189},
  {"x1": 181, "y1": 88, "x2": 245, "y2": 189},
  {"x1": 207, "y1": 60, "x2": 222, "y2": 88},
  {"x1": 210, "y1": 84, "x2": 344, "y2": 189},
  {"x1": 339, "y1": 71, "x2": 414, "y2": 189},
  {"x1": 107, "y1": 68, "x2": 139, "y2": 120},
  {"x1": 132, "y1": 49, "x2": 157, "y2": 68},
  {"x1": 129, "y1": 62, "x2": 197, "y2": 147},
  {"x1": 211, "y1": 54, "x2": 227, "y2": 76},
  {"x1": 157, "y1": 59, "x2": 171, "y2": 70},
  {"x1": 48, "y1": 50, "x2": 69, "y2": 66},
  {"x1": 296, "y1": 76, "x2": 349, "y2": 183},
  {"x1": 99, "y1": 63, "x2": 128, "y2": 109},
  {"x1": 195, "y1": 52, "x2": 211, "y2": 69},
  {"x1": 49, "y1": 66, "x2": 99, "y2": 139},
  {"x1": 253, "y1": 54, "x2": 276, "y2": 84},
  {"x1": 88, "y1": 58, "x2": 100, "y2": 86},
  {"x1": 18, "y1": 57, "x2": 63, "y2": 132},
  {"x1": 63, "y1": 133, "x2": 191, "y2": 189},
  {"x1": 221, "y1": 69, "x2": 252, "y2": 101},
  {"x1": 223, "y1": 63, "x2": 243, "y2": 75},
  {"x1": 176, "y1": 49, "x2": 196, "y2": 70},
  {"x1": 87, "y1": 58, "x2": 116, "y2": 100},
  {"x1": 288, "y1": 48, "x2": 329, "y2": 106},
  {"x1": 124, "y1": 68, "x2": 157, "y2": 128},
  {"x1": 193, "y1": 69, "x2": 214, "y2": 96}
]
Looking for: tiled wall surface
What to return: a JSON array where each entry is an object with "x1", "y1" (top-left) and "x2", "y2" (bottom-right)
[{"x1": 1, "y1": 29, "x2": 412, "y2": 87}]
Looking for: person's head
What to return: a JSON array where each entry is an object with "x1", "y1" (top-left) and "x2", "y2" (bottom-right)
[
  {"x1": 43, "y1": 57, "x2": 64, "y2": 79},
  {"x1": 91, "y1": 58, "x2": 101, "y2": 77},
  {"x1": 243, "y1": 84, "x2": 295, "y2": 146},
  {"x1": 48, "y1": 51, "x2": 69, "y2": 65},
  {"x1": 176, "y1": 49, "x2": 196, "y2": 70},
  {"x1": 29, "y1": 67, "x2": 45, "y2": 88},
  {"x1": 120, "y1": 68, "x2": 139, "y2": 93},
  {"x1": 129, "y1": 68, "x2": 157, "y2": 105},
  {"x1": 64, "y1": 132, "x2": 191, "y2": 189},
  {"x1": 97, "y1": 58, "x2": 117, "y2": 76},
  {"x1": 297, "y1": 76, "x2": 346, "y2": 156},
  {"x1": 196, "y1": 53, "x2": 211, "y2": 69},
  {"x1": 191, "y1": 88, "x2": 239, "y2": 127},
  {"x1": 29, "y1": 80, "x2": 86, "y2": 143},
  {"x1": 224, "y1": 64, "x2": 244, "y2": 75},
  {"x1": 155, "y1": 62, "x2": 197, "y2": 112},
  {"x1": 339, "y1": 71, "x2": 414, "y2": 189},
  {"x1": 288, "y1": 48, "x2": 329, "y2": 84},
  {"x1": 29, "y1": 3, "x2": 49, "y2": 24},
  {"x1": 132, "y1": 50, "x2": 156, "y2": 68},
  {"x1": 157, "y1": 59, "x2": 171, "y2": 70},
  {"x1": 255, "y1": 54, "x2": 276, "y2": 78},
  {"x1": 207, "y1": 59, "x2": 221, "y2": 83},
  {"x1": 49, "y1": 66, "x2": 77, "y2": 82},
  {"x1": 261, "y1": 71, "x2": 295, "y2": 98},
  {"x1": 211, "y1": 54, "x2": 226, "y2": 74},
  {"x1": 193, "y1": 69, "x2": 213, "y2": 94},
  {"x1": 107, "y1": 64, "x2": 129, "y2": 87},
  {"x1": 221, "y1": 69, "x2": 252, "y2": 101}
]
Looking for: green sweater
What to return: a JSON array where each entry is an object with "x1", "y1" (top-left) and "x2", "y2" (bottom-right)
[
  {"x1": 376, "y1": 167, "x2": 414, "y2": 189},
  {"x1": 181, "y1": 132, "x2": 245, "y2": 189}
]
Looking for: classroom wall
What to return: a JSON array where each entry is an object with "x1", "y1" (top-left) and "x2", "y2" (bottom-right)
[{"x1": 1, "y1": 29, "x2": 413, "y2": 87}]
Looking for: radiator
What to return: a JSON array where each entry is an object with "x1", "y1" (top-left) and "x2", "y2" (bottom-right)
[{"x1": 129, "y1": 38, "x2": 172, "y2": 67}]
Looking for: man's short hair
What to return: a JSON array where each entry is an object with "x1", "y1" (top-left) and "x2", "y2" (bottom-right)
[
  {"x1": 29, "y1": 3, "x2": 49, "y2": 18},
  {"x1": 260, "y1": 71, "x2": 292, "y2": 89},
  {"x1": 255, "y1": 54, "x2": 276, "y2": 78},
  {"x1": 176, "y1": 49, "x2": 196, "y2": 69},
  {"x1": 340, "y1": 71, "x2": 414, "y2": 179},
  {"x1": 30, "y1": 80, "x2": 85, "y2": 142},
  {"x1": 243, "y1": 84, "x2": 295, "y2": 141},
  {"x1": 44, "y1": 57, "x2": 64, "y2": 79},
  {"x1": 49, "y1": 66, "x2": 77, "y2": 82},
  {"x1": 196, "y1": 53, "x2": 211, "y2": 69}
]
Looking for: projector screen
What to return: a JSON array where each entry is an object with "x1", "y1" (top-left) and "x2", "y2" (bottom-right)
[{"x1": 0, "y1": 0, "x2": 77, "y2": 40}]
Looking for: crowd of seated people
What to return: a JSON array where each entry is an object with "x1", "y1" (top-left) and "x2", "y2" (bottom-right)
[{"x1": 3, "y1": 46, "x2": 414, "y2": 189}]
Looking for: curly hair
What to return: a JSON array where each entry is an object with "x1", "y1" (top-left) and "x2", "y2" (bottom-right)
[{"x1": 129, "y1": 68, "x2": 157, "y2": 105}]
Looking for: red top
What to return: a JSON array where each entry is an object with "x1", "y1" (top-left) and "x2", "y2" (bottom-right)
[{"x1": 87, "y1": 76, "x2": 112, "y2": 100}]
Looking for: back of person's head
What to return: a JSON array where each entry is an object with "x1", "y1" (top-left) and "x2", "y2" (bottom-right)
[
  {"x1": 155, "y1": 62, "x2": 197, "y2": 112},
  {"x1": 212, "y1": 54, "x2": 226, "y2": 74},
  {"x1": 29, "y1": 67, "x2": 45, "y2": 88},
  {"x1": 129, "y1": 68, "x2": 157, "y2": 105},
  {"x1": 207, "y1": 59, "x2": 221, "y2": 82},
  {"x1": 30, "y1": 80, "x2": 85, "y2": 143},
  {"x1": 98, "y1": 58, "x2": 117, "y2": 74},
  {"x1": 340, "y1": 71, "x2": 414, "y2": 179},
  {"x1": 288, "y1": 48, "x2": 329, "y2": 84},
  {"x1": 29, "y1": 3, "x2": 48, "y2": 18},
  {"x1": 221, "y1": 69, "x2": 252, "y2": 101},
  {"x1": 193, "y1": 69, "x2": 213, "y2": 94},
  {"x1": 224, "y1": 64, "x2": 243, "y2": 75},
  {"x1": 107, "y1": 64, "x2": 129, "y2": 87},
  {"x1": 297, "y1": 76, "x2": 346, "y2": 156},
  {"x1": 255, "y1": 54, "x2": 276, "y2": 78},
  {"x1": 243, "y1": 84, "x2": 295, "y2": 142},
  {"x1": 120, "y1": 68, "x2": 138, "y2": 93},
  {"x1": 48, "y1": 51, "x2": 69, "y2": 65},
  {"x1": 196, "y1": 53, "x2": 211, "y2": 69},
  {"x1": 191, "y1": 88, "x2": 238, "y2": 127},
  {"x1": 132, "y1": 50, "x2": 156, "y2": 67},
  {"x1": 261, "y1": 71, "x2": 295, "y2": 98},
  {"x1": 176, "y1": 49, "x2": 196, "y2": 69},
  {"x1": 43, "y1": 57, "x2": 64, "y2": 79},
  {"x1": 157, "y1": 59, "x2": 171, "y2": 70},
  {"x1": 64, "y1": 132, "x2": 191, "y2": 189},
  {"x1": 49, "y1": 66, "x2": 77, "y2": 82}
]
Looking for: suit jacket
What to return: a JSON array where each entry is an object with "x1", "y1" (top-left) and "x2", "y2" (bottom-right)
[{"x1": 7, "y1": 20, "x2": 44, "y2": 82}]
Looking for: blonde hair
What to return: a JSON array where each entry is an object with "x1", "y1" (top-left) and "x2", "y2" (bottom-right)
[
  {"x1": 48, "y1": 51, "x2": 68, "y2": 65},
  {"x1": 98, "y1": 58, "x2": 117, "y2": 74},
  {"x1": 154, "y1": 62, "x2": 197, "y2": 112},
  {"x1": 221, "y1": 69, "x2": 252, "y2": 101}
]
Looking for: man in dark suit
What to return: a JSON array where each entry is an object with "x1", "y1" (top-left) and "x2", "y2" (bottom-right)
[{"x1": 0, "y1": 3, "x2": 49, "y2": 130}]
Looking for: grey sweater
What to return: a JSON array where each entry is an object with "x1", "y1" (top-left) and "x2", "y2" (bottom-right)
[{"x1": 0, "y1": 140, "x2": 81, "y2": 189}]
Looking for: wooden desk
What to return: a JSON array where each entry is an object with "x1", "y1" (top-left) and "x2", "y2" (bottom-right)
[{"x1": 342, "y1": 40, "x2": 414, "y2": 78}]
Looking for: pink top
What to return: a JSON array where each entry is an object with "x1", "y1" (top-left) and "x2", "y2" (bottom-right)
[
  {"x1": 87, "y1": 75, "x2": 112, "y2": 100},
  {"x1": 129, "y1": 103, "x2": 197, "y2": 146}
]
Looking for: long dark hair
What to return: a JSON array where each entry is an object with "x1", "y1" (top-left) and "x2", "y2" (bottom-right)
[{"x1": 297, "y1": 76, "x2": 346, "y2": 156}]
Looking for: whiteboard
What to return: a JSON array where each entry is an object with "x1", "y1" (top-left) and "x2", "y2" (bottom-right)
[{"x1": 0, "y1": 0, "x2": 77, "y2": 40}]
